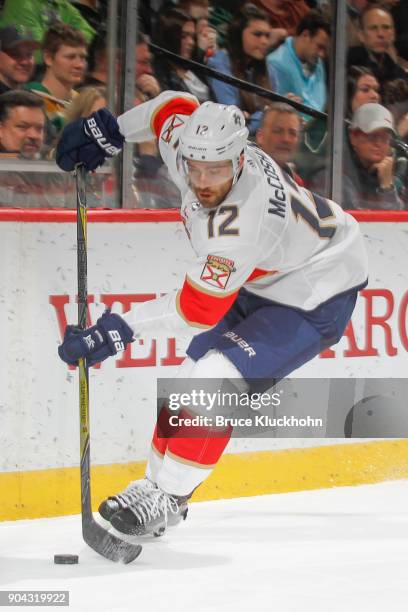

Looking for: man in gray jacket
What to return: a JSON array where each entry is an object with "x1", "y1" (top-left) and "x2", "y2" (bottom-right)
[{"x1": 344, "y1": 103, "x2": 403, "y2": 210}]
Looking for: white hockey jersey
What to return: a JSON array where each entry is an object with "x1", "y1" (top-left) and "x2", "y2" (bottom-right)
[{"x1": 117, "y1": 91, "x2": 368, "y2": 341}]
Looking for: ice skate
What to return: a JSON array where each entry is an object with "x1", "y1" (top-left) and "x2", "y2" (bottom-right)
[
  {"x1": 99, "y1": 478, "x2": 188, "y2": 536},
  {"x1": 98, "y1": 478, "x2": 154, "y2": 522}
]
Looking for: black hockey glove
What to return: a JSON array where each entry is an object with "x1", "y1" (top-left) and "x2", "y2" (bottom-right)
[
  {"x1": 58, "y1": 310, "x2": 134, "y2": 367},
  {"x1": 56, "y1": 108, "x2": 124, "y2": 172}
]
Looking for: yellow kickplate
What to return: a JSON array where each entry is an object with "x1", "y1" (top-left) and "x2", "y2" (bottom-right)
[{"x1": 2, "y1": 440, "x2": 408, "y2": 521}]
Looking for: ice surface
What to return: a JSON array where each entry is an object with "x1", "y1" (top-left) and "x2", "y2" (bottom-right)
[{"x1": 1, "y1": 481, "x2": 408, "y2": 612}]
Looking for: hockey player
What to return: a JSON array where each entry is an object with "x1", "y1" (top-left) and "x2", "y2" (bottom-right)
[{"x1": 56, "y1": 90, "x2": 368, "y2": 537}]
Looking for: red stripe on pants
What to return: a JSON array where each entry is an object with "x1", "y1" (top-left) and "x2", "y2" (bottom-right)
[{"x1": 152, "y1": 406, "x2": 232, "y2": 466}]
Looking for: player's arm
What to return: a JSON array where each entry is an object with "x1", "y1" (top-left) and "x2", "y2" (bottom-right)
[
  {"x1": 117, "y1": 90, "x2": 199, "y2": 144},
  {"x1": 120, "y1": 243, "x2": 260, "y2": 339},
  {"x1": 118, "y1": 91, "x2": 199, "y2": 188},
  {"x1": 58, "y1": 245, "x2": 260, "y2": 366},
  {"x1": 56, "y1": 91, "x2": 199, "y2": 177}
]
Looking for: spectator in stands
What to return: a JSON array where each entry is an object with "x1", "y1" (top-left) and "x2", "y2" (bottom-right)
[
  {"x1": 0, "y1": 90, "x2": 45, "y2": 159},
  {"x1": 208, "y1": 0, "x2": 246, "y2": 50},
  {"x1": 347, "y1": 5, "x2": 407, "y2": 87},
  {"x1": 81, "y1": 33, "x2": 107, "y2": 87},
  {"x1": 251, "y1": 0, "x2": 311, "y2": 37},
  {"x1": 136, "y1": 34, "x2": 162, "y2": 101},
  {"x1": 267, "y1": 10, "x2": 331, "y2": 118},
  {"x1": 26, "y1": 24, "x2": 88, "y2": 140},
  {"x1": 299, "y1": 66, "x2": 381, "y2": 189},
  {"x1": 207, "y1": 3, "x2": 278, "y2": 135},
  {"x1": 344, "y1": 103, "x2": 403, "y2": 209},
  {"x1": 64, "y1": 85, "x2": 106, "y2": 122},
  {"x1": 83, "y1": 32, "x2": 161, "y2": 101},
  {"x1": 177, "y1": 0, "x2": 209, "y2": 20},
  {"x1": 195, "y1": 17, "x2": 218, "y2": 61},
  {"x1": 347, "y1": 0, "x2": 370, "y2": 48},
  {"x1": 177, "y1": 0, "x2": 219, "y2": 60},
  {"x1": 347, "y1": 65, "x2": 381, "y2": 116},
  {"x1": 0, "y1": 0, "x2": 95, "y2": 45},
  {"x1": 154, "y1": 8, "x2": 210, "y2": 103},
  {"x1": 256, "y1": 102, "x2": 304, "y2": 184},
  {"x1": 0, "y1": 90, "x2": 72, "y2": 208},
  {"x1": 0, "y1": 27, "x2": 40, "y2": 95}
]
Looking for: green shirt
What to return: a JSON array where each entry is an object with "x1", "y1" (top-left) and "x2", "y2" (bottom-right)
[
  {"x1": 26, "y1": 81, "x2": 73, "y2": 136},
  {"x1": 0, "y1": 0, "x2": 95, "y2": 44}
]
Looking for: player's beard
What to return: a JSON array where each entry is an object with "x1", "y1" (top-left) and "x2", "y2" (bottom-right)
[{"x1": 194, "y1": 179, "x2": 233, "y2": 209}]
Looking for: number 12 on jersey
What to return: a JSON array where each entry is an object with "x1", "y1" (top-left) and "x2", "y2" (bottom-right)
[
  {"x1": 207, "y1": 205, "x2": 239, "y2": 238},
  {"x1": 291, "y1": 190, "x2": 336, "y2": 239}
]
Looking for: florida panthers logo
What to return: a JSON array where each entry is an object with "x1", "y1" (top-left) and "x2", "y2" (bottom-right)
[{"x1": 161, "y1": 115, "x2": 185, "y2": 144}]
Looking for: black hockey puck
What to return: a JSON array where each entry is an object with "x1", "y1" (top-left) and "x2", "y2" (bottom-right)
[{"x1": 54, "y1": 554, "x2": 79, "y2": 564}]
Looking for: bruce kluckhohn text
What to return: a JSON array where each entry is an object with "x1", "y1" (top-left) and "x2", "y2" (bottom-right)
[{"x1": 168, "y1": 414, "x2": 324, "y2": 429}]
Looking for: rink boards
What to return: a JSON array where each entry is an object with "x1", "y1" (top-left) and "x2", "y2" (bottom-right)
[{"x1": 1, "y1": 209, "x2": 408, "y2": 520}]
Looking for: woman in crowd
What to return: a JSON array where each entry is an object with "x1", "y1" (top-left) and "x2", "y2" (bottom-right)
[
  {"x1": 207, "y1": 2, "x2": 279, "y2": 135},
  {"x1": 347, "y1": 66, "x2": 381, "y2": 117},
  {"x1": 153, "y1": 7, "x2": 210, "y2": 103}
]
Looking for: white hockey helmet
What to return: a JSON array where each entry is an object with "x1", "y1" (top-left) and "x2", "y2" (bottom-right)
[{"x1": 178, "y1": 101, "x2": 249, "y2": 186}]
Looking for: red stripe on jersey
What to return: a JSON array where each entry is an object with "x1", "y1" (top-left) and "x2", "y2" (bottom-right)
[
  {"x1": 246, "y1": 268, "x2": 278, "y2": 282},
  {"x1": 167, "y1": 409, "x2": 232, "y2": 466},
  {"x1": 152, "y1": 97, "x2": 199, "y2": 138},
  {"x1": 179, "y1": 277, "x2": 239, "y2": 327}
]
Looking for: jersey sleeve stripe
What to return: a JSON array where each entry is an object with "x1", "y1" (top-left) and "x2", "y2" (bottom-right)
[
  {"x1": 246, "y1": 268, "x2": 279, "y2": 282},
  {"x1": 150, "y1": 97, "x2": 200, "y2": 138},
  {"x1": 178, "y1": 277, "x2": 239, "y2": 327},
  {"x1": 176, "y1": 291, "x2": 212, "y2": 329}
]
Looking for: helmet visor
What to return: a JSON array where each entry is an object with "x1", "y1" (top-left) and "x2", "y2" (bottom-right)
[{"x1": 178, "y1": 156, "x2": 235, "y2": 188}]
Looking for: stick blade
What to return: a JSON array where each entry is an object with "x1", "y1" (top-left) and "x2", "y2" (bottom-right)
[{"x1": 83, "y1": 519, "x2": 142, "y2": 564}]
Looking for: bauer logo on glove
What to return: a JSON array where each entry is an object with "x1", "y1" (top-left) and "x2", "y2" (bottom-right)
[
  {"x1": 58, "y1": 310, "x2": 134, "y2": 367},
  {"x1": 84, "y1": 117, "x2": 123, "y2": 157},
  {"x1": 56, "y1": 107, "x2": 124, "y2": 172}
]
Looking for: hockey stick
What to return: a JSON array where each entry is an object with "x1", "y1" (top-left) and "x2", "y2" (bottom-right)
[{"x1": 75, "y1": 164, "x2": 142, "y2": 563}]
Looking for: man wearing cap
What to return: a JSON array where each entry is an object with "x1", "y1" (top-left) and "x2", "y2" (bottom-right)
[
  {"x1": 0, "y1": 27, "x2": 40, "y2": 95},
  {"x1": 344, "y1": 102, "x2": 403, "y2": 210}
]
